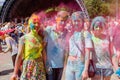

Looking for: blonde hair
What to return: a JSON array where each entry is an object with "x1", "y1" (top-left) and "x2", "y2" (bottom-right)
[{"x1": 28, "y1": 13, "x2": 40, "y2": 26}]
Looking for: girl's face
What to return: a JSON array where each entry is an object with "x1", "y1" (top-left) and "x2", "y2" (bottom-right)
[
  {"x1": 73, "y1": 19, "x2": 83, "y2": 32},
  {"x1": 32, "y1": 18, "x2": 40, "y2": 32},
  {"x1": 92, "y1": 26, "x2": 104, "y2": 37}
]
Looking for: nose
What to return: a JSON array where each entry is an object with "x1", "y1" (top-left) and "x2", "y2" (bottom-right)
[{"x1": 35, "y1": 23, "x2": 39, "y2": 27}]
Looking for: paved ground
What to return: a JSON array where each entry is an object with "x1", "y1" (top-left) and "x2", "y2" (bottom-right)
[{"x1": 0, "y1": 46, "x2": 13, "y2": 80}]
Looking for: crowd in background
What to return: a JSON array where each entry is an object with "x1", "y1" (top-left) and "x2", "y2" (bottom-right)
[{"x1": 0, "y1": 7, "x2": 120, "y2": 80}]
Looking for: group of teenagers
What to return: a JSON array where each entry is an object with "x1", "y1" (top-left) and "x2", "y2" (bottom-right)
[{"x1": 0, "y1": 9, "x2": 120, "y2": 80}]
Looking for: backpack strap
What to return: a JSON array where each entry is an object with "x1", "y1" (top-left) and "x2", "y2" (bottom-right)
[{"x1": 73, "y1": 30, "x2": 85, "y2": 57}]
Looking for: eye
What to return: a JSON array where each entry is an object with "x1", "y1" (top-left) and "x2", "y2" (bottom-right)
[
  {"x1": 95, "y1": 26, "x2": 99, "y2": 29},
  {"x1": 94, "y1": 26, "x2": 101, "y2": 30}
]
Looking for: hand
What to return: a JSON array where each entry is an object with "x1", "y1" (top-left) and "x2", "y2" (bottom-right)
[
  {"x1": 46, "y1": 66, "x2": 53, "y2": 75},
  {"x1": 45, "y1": 61, "x2": 53, "y2": 75},
  {"x1": 10, "y1": 74, "x2": 18, "y2": 80},
  {"x1": 82, "y1": 70, "x2": 88, "y2": 80}
]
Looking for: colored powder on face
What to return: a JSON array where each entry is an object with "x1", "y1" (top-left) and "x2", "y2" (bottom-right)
[
  {"x1": 92, "y1": 36, "x2": 102, "y2": 44},
  {"x1": 30, "y1": 23, "x2": 35, "y2": 30}
]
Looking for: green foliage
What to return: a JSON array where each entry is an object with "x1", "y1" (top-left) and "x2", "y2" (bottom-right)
[
  {"x1": 100, "y1": 3, "x2": 110, "y2": 16},
  {"x1": 103, "y1": 0, "x2": 113, "y2": 3},
  {"x1": 0, "y1": 6, "x2": 2, "y2": 11},
  {"x1": 84, "y1": 0, "x2": 110, "y2": 18}
]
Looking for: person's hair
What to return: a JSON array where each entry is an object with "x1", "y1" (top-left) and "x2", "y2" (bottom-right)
[
  {"x1": 56, "y1": 10, "x2": 69, "y2": 21},
  {"x1": 71, "y1": 11, "x2": 84, "y2": 29},
  {"x1": 28, "y1": 13, "x2": 40, "y2": 28},
  {"x1": 90, "y1": 16, "x2": 106, "y2": 31}
]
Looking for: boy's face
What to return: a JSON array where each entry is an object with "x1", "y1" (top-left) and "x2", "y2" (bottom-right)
[
  {"x1": 56, "y1": 11, "x2": 69, "y2": 32},
  {"x1": 56, "y1": 11, "x2": 68, "y2": 24},
  {"x1": 73, "y1": 19, "x2": 83, "y2": 31}
]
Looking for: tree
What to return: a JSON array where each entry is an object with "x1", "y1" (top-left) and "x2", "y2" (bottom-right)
[
  {"x1": 0, "y1": 6, "x2": 2, "y2": 11},
  {"x1": 84, "y1": 0, "x2": 110, "y2": 18},
  {"x1": 100, "y1": 3, "x2": 110, "y2": 16}
]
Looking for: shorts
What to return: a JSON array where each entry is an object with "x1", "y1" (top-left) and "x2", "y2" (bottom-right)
[
  {"x1": 65, "y1": 58, "x2": 84, "y2": 80},
  {"x1": 95, "y1": 68, "x2": 114, "y2": 76},
  {"x1": 111, "y1": 73, "x2": 120, "y2": 80}
]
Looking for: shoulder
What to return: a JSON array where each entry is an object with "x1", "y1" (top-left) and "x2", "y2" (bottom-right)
[
  {"x1": 81, "y1": 30, "x2": 92, "y2": 40},
  {"x1": 5, "y1": 36, "x2": 11, "y2": 41},
  {"x1": 19, "y1": 34, "x2": 28, "y2": 44},
  {"x1": 45, "y1": 26, "x2": 52, "y2": 31},
  {"x1": 5, "y1": 37, "x2": 10, "y2": 40}
]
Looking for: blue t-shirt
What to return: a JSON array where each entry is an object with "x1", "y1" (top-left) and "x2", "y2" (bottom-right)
[{"x1": 44, "y1": 26, "x2": 65, "y2": 68}]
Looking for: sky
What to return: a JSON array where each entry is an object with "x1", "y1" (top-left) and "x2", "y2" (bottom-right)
[{"x1": 0, "y1": 0, "x2": 5, "y2": 6}]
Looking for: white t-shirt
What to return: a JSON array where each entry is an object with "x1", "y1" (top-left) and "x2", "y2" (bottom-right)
[
  {"x1": 92, "y1": 36, "x2": 112, "y2": 68},
  {"x1": 69, "y1": 31, "x2": 93, "y2": 58},
  {"x1": 5, "y1": 37, "x2": 18, "y2": 56}
]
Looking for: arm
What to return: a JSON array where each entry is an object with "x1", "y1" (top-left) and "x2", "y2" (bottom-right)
[
  {"x1": 11, "y1": 36, "x2": 24, "y2": 79},
  {"x1": 109, "y1": 39, "x2": 119, "y2": 71},
  {"x1": 84, "y1": 48, "x2": 90, "y2": 71},
  {"x1": 14, "y1": 37, "x2": 24, "y2": 74},
  {"x1": 112, "y1": 53, "x2": 119, "y2": 71},
  {"x1": 84, "y1": 31, "x2": 92, "y2": 71},
  {"x1": 82, "y1": 48, "x2": 91, "y2": 80},
  {"x1": 110, "y1": 45, "x2": 120, "y2": 71},
  {"x1": 42, "y1": 41, "x2": 47, "y2": 67},
  {"x1": 82, "y1": 31, "x2": 92, "y2": 80},
  {"x1": 63, "y1": 46, "x2": 69, "y2": 67}
]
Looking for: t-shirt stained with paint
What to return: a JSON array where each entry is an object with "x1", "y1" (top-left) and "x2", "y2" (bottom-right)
[
  {"x1": 44, "y1": 26, "x2": 66, "y2": 68},
  {"x1": 92, "y1": 36, "x2": 112, "y2": 68}
]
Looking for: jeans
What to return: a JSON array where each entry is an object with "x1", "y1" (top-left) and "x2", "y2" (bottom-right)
[
  {"x1": 65, "y1": 58, "x2": 84, "y2": 80},
  {"x1": 46, "y1": 68, "x2": 63, "y2": 80}
]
